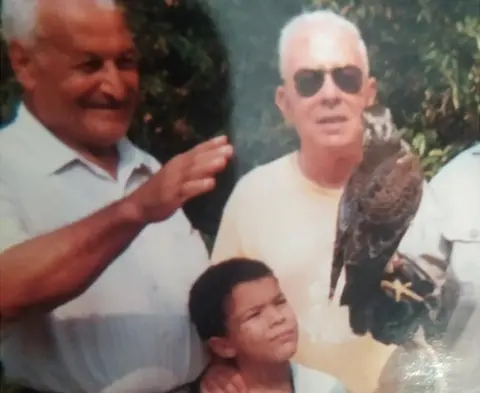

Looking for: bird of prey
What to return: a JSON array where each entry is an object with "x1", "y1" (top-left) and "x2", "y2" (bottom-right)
[{"x1": 328, "y1": 104, "x2": 425, "y2": 337}]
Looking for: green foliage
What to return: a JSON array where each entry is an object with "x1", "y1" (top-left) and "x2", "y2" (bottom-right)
[
  {"x1": 333, "y1": 0, "x2": 480, "y2": 178},
  {"x1": 1, "y1": 0, "x2": 478, "y2": 234}
]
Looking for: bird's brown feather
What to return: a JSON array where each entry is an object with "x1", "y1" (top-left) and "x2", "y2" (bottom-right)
[{"x1": 329, "y1": 105, "x2": 424, "y2": 305}]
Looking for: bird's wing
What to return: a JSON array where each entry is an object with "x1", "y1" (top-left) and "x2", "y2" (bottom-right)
[
  {"x1": 329, "y1": 170, "x2": 368, "y2": 298},
  {"x1": 349, "y1": 153, "x2": 424, "y2": 264}
]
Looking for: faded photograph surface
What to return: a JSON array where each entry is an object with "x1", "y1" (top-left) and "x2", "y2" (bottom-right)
[{"x1": 0, "y1": 1, "x2": 478, "y2": 393}]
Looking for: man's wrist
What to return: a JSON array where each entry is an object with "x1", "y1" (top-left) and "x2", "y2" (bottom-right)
[{"x1": 116, "y1": 195, "x2": 149, "y2": 228}]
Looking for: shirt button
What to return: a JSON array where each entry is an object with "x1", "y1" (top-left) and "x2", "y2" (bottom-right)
[{"x1": 469, "y1": 229, "x2": 479, "y2": 239}]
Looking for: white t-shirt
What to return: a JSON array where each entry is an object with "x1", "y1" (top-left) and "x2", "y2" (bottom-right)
[{"x1": 291, "y1": 362, "x2": 348, "y2": 392}]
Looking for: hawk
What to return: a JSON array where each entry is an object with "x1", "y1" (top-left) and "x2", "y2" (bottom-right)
[{"x1": 328, "y1": 104, "x2": 426, "y2": 340}]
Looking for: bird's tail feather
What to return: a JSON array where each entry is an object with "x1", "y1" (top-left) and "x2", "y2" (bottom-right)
[{"x1": 349, "y1": 306, "x2": 370, "y2": 335}]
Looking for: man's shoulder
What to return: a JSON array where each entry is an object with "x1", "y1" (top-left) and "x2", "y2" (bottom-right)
[
  {"x1": 232, "y1": 152, "x2": 294, "y2": 193},
  {"x1": 0, "y1": 119, "x2": 25, "y2": 156},
  {"x1": 430, "y1": 143, "x2": 479, "y2": 190},
  {"x1": 427, "y1": 144, "x2": 480, "y2": 210},
  {"x1": 427, "y1": 144, "x2": 480, "y2": 239},
  {"x1": 0, "y1": 121, "x2": 34, "y2": 182},
  {"x1": 291, "y1": 362, "x2": 347, "y2": 392}
]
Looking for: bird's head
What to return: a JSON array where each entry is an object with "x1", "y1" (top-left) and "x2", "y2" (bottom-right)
[{"x1": 362, "y1": 104, "x2": 408, "y2": 147}]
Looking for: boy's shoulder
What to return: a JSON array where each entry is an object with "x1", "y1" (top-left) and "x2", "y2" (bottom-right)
[{"x1": 291, "y1": 362, "x2": 348, "y2": 393}]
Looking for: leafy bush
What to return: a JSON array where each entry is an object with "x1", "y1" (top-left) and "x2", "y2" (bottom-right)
[{"x1": 1, "y1": 0, "x2": 478, "y2": 236}]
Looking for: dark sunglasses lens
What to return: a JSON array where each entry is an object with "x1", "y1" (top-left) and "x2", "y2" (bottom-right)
[
  {"x1": 332, "y1": 66, "x2": 363, "y2": 94},
  {"x1": 294, "y1": 70, "x2": 324, "y2": 97}
]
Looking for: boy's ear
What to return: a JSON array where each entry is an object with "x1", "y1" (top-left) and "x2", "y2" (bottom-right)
[{"x1": 207, "y1": 337, "x2": 236, "y2": 359}]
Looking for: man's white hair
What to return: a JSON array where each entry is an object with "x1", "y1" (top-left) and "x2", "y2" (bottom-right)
[
  {"x1": 278, "y1": 9, "x2": 370, "y2": 78},
  {"x1": 1, "y1": 0, "x2": 117, "y2": 44}
]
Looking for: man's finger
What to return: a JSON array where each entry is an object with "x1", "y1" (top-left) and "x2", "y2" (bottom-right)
[
  {"x1": 229, "y1": 373, "x2": 248, "y2": 393},
  {"x1": 188, "y1": 152, "x2": 231, "y2": 181},
  {"x1": 199, "y1": 376, "x2": 215, "y2": 393},
  {"x1": 206, "y1": 370, "x2": 246, "y2": 393},
  {"x1": 194, "y1": 143, "x2": 233, "y2": 165},
  {"x1": 192, "y1": 135, "x2": 229, "y2": 154},
  {"x1": 200, "y1": 374, "x2": 234, "y2": 393},
  {"x1": 181, "y1": 178, "x2": 216, "y2": 202},
  {"x1": 206, "y1": 382, "x2": 240, "y2": 393}
]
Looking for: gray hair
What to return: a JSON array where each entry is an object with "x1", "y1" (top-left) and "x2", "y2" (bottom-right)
[
  {"x1": 1, "y1": 0, "x2": 117, "y2": 44},
  {"x1": 278, "y1": 9, "x2": 370, "y2": 78}
]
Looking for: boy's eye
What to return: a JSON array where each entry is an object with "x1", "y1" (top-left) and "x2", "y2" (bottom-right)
[{"x1": 244, "y1": 310, "x2": 261, "y2": 320}]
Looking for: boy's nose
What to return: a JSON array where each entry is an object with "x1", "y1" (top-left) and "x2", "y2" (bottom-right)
[{"x1": 267, "y1": 307, "x2": 286, "y2": 326}]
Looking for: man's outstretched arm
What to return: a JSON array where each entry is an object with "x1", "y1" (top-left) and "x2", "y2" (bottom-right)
[{"x1": 0, "y1": 135, "x2": 233, "y2": 325}]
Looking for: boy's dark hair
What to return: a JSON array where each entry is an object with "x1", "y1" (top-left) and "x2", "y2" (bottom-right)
[{"x1": 188, "y1": 257, "x2": 274, "y2": 341}]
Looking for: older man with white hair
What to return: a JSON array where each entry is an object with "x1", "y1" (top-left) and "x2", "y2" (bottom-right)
[
  {"x1": 209, "y1": 9, "x2": 463, "y2": 393},
  {"x1": 0, "y1": 0, "x2": 236, "y2": 392}
]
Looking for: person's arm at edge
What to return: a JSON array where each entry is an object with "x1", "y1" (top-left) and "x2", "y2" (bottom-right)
[{"x1": 375, "y1": 179, "x2": 453, "y2": 393}]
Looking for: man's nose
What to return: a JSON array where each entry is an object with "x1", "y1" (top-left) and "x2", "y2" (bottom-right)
[
  {"x1": 318, "y1": 74, "x2": 341, "y2": 107},
  {"x1": 99, "y1": 62, "x2": 127, "y2": 101}
]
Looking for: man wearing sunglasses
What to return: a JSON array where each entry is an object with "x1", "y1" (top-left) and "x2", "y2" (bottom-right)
[{"x1": 206, "y1": 9, "x2": 456, "y2": 393}]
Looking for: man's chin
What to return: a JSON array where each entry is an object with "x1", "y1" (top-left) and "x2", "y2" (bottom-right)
[
  {"x1": 315, "y1": 134, "x2": 357, "y2": 150},
  {"x1": 84, "y1": 120, "x2": 130, "y2": 146}
]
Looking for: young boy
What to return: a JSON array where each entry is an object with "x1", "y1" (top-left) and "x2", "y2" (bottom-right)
[{"x1": 188, "y1": 257, "x2": 348, "y2": 392}]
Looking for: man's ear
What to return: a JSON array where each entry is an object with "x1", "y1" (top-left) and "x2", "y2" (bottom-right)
[
  {"x1": 364, "y1": 76, "x2": 377, "y2": 107},
  {"x1": 8, "y1": 40, "x2": 37, "y2": 91},
  {"x1": 207, "y1": 337, "x2": 236, "y2": 359},
  {"x1": 275, "y1": 85, "x2": 293, "y2": 126}
]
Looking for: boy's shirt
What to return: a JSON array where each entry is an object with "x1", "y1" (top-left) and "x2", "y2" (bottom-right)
[
  {"x1": 292, "y1": 362, "x2": 348, "y2": 392},
  {"x1": 189, "y1": 361, "x2": 348, "y2": 392}
]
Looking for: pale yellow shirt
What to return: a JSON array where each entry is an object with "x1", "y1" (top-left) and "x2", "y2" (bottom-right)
[{"x1": 211, "y1": 151, "x2": 447, "y2": 393}]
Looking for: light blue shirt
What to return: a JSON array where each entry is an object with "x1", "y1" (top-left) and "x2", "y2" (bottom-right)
[{"x1": 0, "y1": 103, "x2": 209, "y2": 393}]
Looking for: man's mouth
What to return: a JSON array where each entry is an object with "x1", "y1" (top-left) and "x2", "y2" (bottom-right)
[
  {"x1": 316, "y1": 115, "x2": 348, "y2": 124},
  {"x1": 86, "y1": 103, "x2": 125, "y2": 110}
]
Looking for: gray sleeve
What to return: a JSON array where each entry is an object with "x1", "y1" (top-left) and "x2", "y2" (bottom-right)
[{"x1": 375, "y1": 345, "x2": 447, "y2": 393}]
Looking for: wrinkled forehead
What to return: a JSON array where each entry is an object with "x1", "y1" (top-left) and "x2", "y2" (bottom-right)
[
  {"x1": 36, "y1": 0, "x2": 133, "y2": 54},
  {"x1": 282, "y1": 27, "x2": 367, "y2": 78}
]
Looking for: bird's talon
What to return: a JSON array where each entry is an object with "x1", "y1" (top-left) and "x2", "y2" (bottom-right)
[{"x1": 380, "y1": 279, "x2": 424, "y2": 302}]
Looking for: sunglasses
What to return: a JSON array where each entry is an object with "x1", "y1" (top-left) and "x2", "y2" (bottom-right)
[{"x1": 293, "y1": 65, "x2": 363, "y2": 97}]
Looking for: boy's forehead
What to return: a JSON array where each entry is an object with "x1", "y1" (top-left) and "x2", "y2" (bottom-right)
[
  {"x1": 229, "y1": 277, "x2": 280, "y2": 311},
  {"x1": 285, "y1": 28, "x2": 364, "y2": 74}
]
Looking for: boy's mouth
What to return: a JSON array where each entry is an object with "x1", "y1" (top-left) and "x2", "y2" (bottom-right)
[{"x1": 270, "y1": 328, "x2": 296, "y2": 342}]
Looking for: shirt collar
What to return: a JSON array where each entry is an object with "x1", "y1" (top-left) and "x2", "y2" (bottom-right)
[
  {"x1": 12, "y1": 102, "x2": 156, "y2": 177},
  {"x1": 13, "y1": 102, "x2": 78, "y2": 174}
]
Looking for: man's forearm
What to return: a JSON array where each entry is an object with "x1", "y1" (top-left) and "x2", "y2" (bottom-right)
[{"x1": 0, "y1": 197, "x2": 147, "y2": 324}]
